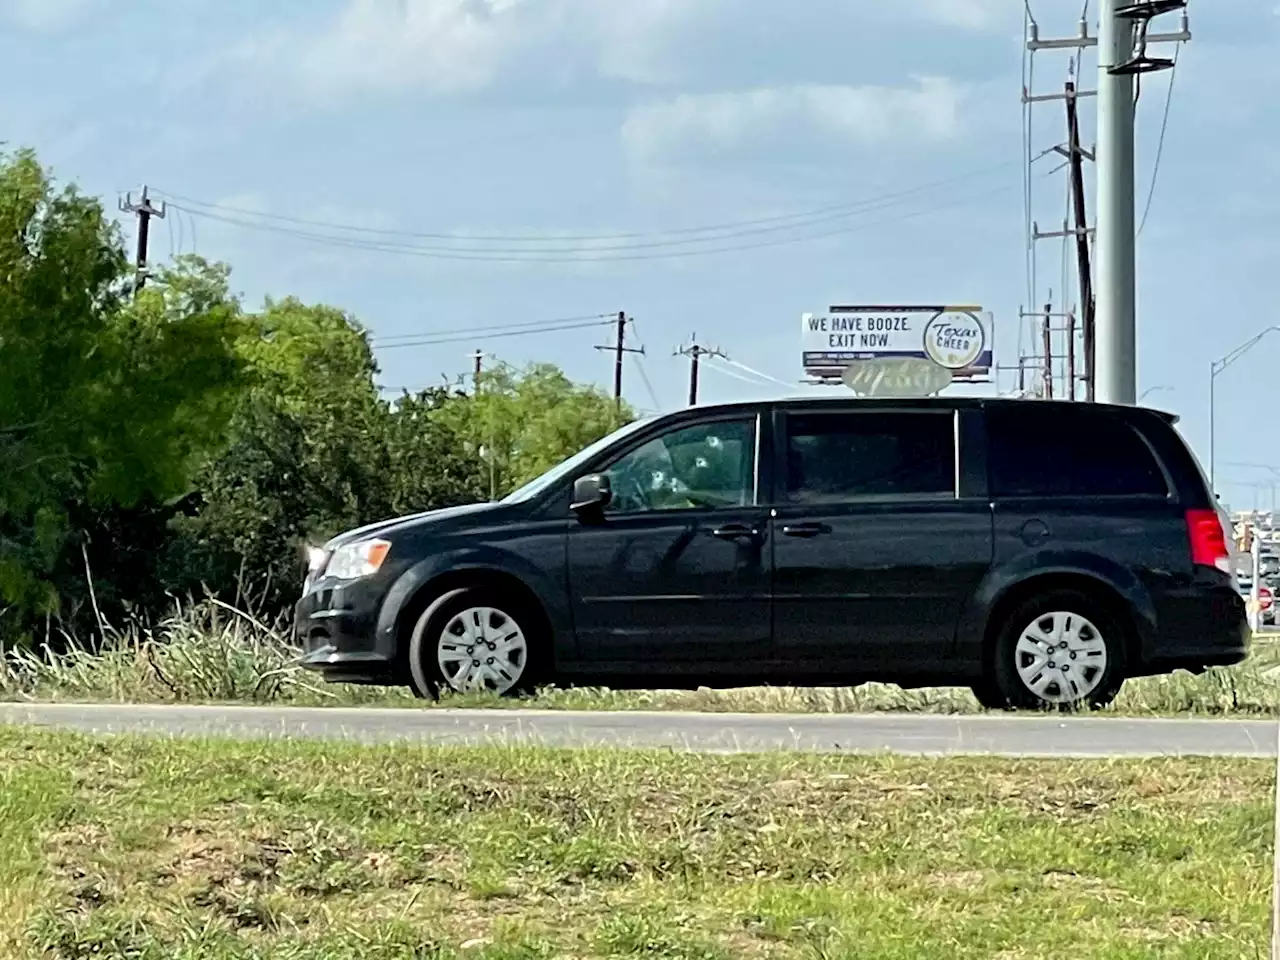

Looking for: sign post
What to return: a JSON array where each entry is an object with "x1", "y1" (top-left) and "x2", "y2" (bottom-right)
[{"x1": 802, "y1": 305, "x2": 994, "y2": 392}]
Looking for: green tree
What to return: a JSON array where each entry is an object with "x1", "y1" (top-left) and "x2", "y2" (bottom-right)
[
  {"x1": 171, "y1": 296, "x2": 388, "y2": 606},
  {"x1": 382, "y1": 387, "x2": 485, "y2": 515},
  {"x1": 170, "y1": 299, "x2": 487, "y2": 612},
  {"x1": 446, "y1": 362, "x2": 631, "y2": 498},
  {"x1": 0, "y1": 152, "x2": 246, "y2": 641}
]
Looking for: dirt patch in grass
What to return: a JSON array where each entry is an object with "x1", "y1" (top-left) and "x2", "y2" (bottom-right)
[{"x1": 0, "y1": 728, "x2": 1273, "y2": 958}]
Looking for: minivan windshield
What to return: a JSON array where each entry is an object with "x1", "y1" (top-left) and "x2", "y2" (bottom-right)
[{"x1": 500, "y1": 416, "x2": 656, "y2": 505}]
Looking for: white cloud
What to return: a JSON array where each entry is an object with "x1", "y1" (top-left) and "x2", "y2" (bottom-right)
[
  {"x1": 234, "y1": 0, "x2": 722, "y2": 101},
  {"x1": 0, "y1": 0, "x2": 95, "y2": 32},
  {"x1": 227, "y1": 0, "x2": 1014, "y2": 106},
  {"x1": 914, "y1": 0, "x2": 1007, "y2": 30},
  {"x1": 240, "y1": 0, "x2": 517, "y2": 97},
  {"x1": 622, "y1": 76, "x2": 967, "y2": 161}
]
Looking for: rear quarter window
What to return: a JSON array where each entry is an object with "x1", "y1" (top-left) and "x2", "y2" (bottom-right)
[{"x1": 986, "y1": 406, "x2": 1168, "y2": 498}]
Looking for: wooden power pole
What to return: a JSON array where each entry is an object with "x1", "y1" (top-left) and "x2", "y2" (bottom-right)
[
  {"x1": 1042, "y1": 302, "x2": 1054, "y2": 400},
  {"x1": 119, "y1": 186, "x2": 166, "y2": 295},
  {"x1": 593, "y1": 312, "x2": 644, "y2": 418},
  {"x1": 675, "y1": 337, "x2": 725, "y2": 406},
  {"x1": 1065, "y1": 81, "x2": 1097, "y2": 401}
]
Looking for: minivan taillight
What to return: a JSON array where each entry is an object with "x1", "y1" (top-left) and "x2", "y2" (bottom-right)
[{"x1": 1185, "y1": 509, "x2": 1231, "y2": 573}]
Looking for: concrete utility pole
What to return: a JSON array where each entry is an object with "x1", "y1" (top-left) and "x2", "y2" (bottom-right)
[
  {"x1": 1026, "y1": 1, "x2": 1188, "y2": 405},
  {"x1": 1095, "y1": 0, "x2": 1137, "y2": 405},
  {"x1": 118, "y1": 186, "x2": 166, "y2": 295}
]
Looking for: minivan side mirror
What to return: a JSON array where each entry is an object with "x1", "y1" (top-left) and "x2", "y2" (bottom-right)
[{"x1": 570, "y1": 473, "x2": 612, "y2": 515}]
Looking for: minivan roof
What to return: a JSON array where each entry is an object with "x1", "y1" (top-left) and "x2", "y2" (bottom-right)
[{"x1": 678, "y1": 395, "x2": 1180, "y2": 425}]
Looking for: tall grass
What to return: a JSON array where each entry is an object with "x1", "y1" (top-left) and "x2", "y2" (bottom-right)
[
  {"x1": 2, "y1": 598, "x2": 1279, "y2": 715},
  {"x1": 0, "y1": 598, "x2": 339, "y2": 705}
]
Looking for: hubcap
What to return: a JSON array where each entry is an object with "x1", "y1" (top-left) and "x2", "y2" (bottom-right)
[
  {"x1": 437, "y1": 606, "x2": 528, "y2": 695},
  {"x1": 1014, "y1": 611, "x2": 1108, "y2": 705}
]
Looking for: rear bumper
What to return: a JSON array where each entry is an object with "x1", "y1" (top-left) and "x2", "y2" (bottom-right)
[
  {"x1": 294, "y1": 579, "x2": 397, "y2": 684},
  {"x1": 1138, "y1": 584, "x2": 1250, "y2": 675}
]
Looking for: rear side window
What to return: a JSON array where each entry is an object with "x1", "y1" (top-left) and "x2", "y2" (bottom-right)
[
  {"x1": 784, "y1": 412, "x2": 955, "y2": 503},
  {"x1": 987, "y1": 406, "x2": 1168, "y2": 498}
]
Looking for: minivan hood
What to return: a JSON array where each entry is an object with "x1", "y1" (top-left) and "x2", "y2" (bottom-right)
[{"x1": 323, "y1": 501, "x2": 501, "y2": 551}]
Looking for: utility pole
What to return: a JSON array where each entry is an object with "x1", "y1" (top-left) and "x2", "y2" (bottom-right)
[
  {"x1": 1065, "y1": 80, "x2": 1095, "y2": 402},
  {"x1": 1026, "y1": 3, "x2": 1189, "y2": 405},
  {"x1": 1095, "y1": 0, "x2": 1136, "y2": 405},
  {"x1": 1096, "y1": 0, "x2": 1189, "y2": 404},
  {"x1": 118, "y1": 186, "x2": 166, "y2": 295},
  {"x1": 593, "y1": 312, "x2": 645, "y2": 419},
  {"x1": 1066, "y1": 310, "x2": 1077, "y2": 400},
  {"x1": 472, "y1": 350, "x2": 496, "y2": 501},
  {"x1": 612, "y1": 311, "x2": 626, "y2": 407},
  {"x1": 675, "y1": 337, "x2": 725, "y2": 407},
  {"x1": 1042, "y1": 303, "x2": 1054, "y2": 400}
]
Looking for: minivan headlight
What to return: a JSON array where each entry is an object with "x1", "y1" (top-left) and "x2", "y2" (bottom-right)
[{"x1": 325, "y1": 539, "x2": 391, "y2": 580}]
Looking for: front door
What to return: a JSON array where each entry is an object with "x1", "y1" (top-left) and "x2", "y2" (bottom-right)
[
  {"x1": 770, "y1": 408, "x2": 993, "y2": 674},
  {"x1": 567, "y1": 414, "x2": 771, "y2": 665}
]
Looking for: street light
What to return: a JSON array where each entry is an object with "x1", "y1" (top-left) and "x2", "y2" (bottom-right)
[
  {"x1": 1138, "y1": 385, "x2": 1172, "y2": 402},
  {"x1": 1210, "y1": 326, "x2": 1280, "y2": 492},
  {"x1": 1226, "y1": 462, "x2": 1280, "y2": 516}
]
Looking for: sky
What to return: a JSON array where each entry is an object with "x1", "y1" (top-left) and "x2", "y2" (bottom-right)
[{"x1": 2, "y1": 0, "x2": 1277, "y2": 510}]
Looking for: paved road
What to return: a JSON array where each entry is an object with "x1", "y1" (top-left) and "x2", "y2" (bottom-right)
[{"x1": 1, "y1": 702, "x2": 1278, "y2": 757}]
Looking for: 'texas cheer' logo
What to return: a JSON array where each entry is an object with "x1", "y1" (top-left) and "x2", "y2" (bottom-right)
[{"x1": 922, "y1": 311, "x2": 985, "y2": 370}]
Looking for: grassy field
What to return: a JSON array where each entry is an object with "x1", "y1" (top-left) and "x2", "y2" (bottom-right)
[
  {"x1": 0, "y1": 729, "x2": 1274, "y2": 959},
  {"x1": 3, "y1": 600, "x2": 1279, "y2": 716}
]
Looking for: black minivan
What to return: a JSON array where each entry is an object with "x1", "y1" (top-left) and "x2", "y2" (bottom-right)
[{"x1": 295, "y1": 398, "x2": 1248, "y2": 710}]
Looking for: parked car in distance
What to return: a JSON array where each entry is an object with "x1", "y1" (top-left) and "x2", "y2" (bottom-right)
[{"x1": 295, "y1": 397, "x2": 1248, "y2": 710}]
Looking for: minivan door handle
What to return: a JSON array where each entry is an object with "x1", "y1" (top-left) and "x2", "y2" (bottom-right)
[
  {"x1": 710, "y1": 522, "x2": 761, "y2": 542},
  {"x1": 781, "y1": 522, "x2": 831, "y2": 539}
]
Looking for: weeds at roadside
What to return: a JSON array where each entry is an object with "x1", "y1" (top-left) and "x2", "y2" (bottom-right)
[{"x1": 2, "y1": 598, "x2": 1279, "y2": 717}]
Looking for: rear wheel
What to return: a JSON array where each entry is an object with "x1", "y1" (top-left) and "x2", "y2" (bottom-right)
[
  {"x1": 990, "y1": 589, "x2": 1126, "y2": 711},
  {"x1": 407, "y1": 587, "x2": 542, "y2": 699}
]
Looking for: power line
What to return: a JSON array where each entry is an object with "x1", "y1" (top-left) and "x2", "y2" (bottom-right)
[
  {"x1": 631, "y1": 353, "x2": 662, "y2": 413},
  {"x1": 166, "y1": 174, "x2": 998, "y2": 257},
  {"x1": 169, "y1": 180, "x2": 1022, "y2": 264},
  {"x1": 626, "y1": 317, "x2": 664, "y2": 413},
  {"x1": 151, "y1": 161, "x2": 1017, "y2": 247},
  {"x1": 1137, "y1": 43, "x2": 1181, "y2": 238},
  {"x1": 371, "y1": 312, "x2": 615, "y2": 344},
  {"x1": 375, "y1": 318, "x2": 614, "y2": 350},
  {"x1": 700, "y1": 361, "x2": 768, "y2": 389},
  {"x1": 716, "y1": 356, "x2": 794, "y2": 389}
]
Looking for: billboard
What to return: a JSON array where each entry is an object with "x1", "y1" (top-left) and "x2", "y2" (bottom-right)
[{"x1": 801, "y1": 305, "x2": 993, "y2": 381}]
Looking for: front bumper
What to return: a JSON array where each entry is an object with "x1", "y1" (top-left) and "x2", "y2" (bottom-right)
[{"x1": 294, "y1": 578, "x2": 396, "y2": 684}]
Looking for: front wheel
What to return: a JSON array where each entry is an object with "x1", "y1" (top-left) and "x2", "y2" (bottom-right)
[
  {"x1": 407, "y1": 587, "x2": 541, "y2": 698},
  {"x1": 989, "y1": 589, "x2": 1127, "y2": 711}
]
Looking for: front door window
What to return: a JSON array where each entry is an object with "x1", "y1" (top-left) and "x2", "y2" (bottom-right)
[{"x1": 604, "y1": 419, "x2": 756, "y2": 514}]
